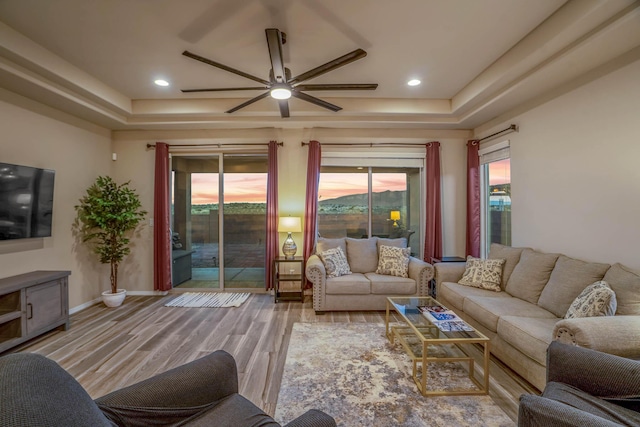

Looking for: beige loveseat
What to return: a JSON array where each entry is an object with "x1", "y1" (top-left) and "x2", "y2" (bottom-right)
[
  {"x1": 434, "y1": 244, "x2": 640, "y2": 391},
  {"x1": 306, "y1": 237, "x2": 434, "y2": 312}
]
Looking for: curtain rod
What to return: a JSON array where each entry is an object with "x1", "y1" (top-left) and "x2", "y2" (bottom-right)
[
  {"x1": 146, "y1": 142, "x2": 283, "y2": 149},
  {"x1": 300, "y1": 141, "x2": 438, "y2": 147},
  {"x1": 477, "y1": 124, "x2": 518, "y2": 143}
]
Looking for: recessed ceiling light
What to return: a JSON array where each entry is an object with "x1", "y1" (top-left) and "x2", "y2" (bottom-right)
[
  {"x1": 154, "y1": 79, "x2": 169, "y2": 87},
  {"x1": 407, "y1": 79, "x2": 421, "y2": 86}
]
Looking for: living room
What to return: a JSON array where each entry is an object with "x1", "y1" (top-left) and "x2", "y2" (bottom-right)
[{"x1": 0, "y1": 1, "x2": 639, "y2": 425}]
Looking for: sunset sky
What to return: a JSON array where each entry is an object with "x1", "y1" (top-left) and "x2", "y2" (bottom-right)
[
  {"x1": 488, "y1": 159, "x2": 511, "y2": 186},
  {"x1": 188, "y1": 166, "x2": 508, "y2": 205},
  {"x1": 191, "y1": 173, "x2": 267, "y2": 204}
]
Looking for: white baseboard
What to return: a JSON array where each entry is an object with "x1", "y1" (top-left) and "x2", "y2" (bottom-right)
[{"x1": 69, "y1": 290, "x2": 169, "y2": 314}]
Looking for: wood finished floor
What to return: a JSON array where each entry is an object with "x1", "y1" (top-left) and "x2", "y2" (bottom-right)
[{"x1": 13, "y1": 294, "x2": 537, "y2": 422}]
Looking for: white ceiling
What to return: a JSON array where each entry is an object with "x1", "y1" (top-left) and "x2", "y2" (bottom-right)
[{"x1": 0, "y1": 0, "x2": 638, "y2": 131}]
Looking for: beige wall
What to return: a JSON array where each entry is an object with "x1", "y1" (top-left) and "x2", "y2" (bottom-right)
[
  {"x1": 0, "y1": 90, "x2": 113, "y2": 308},
  {"x1": 478, "y1": 59, "x2": 640, "y2": 270},
  {"x1": 112, "y1": 129, "x2": 469, "y2": 293}
]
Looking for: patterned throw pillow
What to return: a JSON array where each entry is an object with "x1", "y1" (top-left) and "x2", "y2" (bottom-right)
[
  {"x1": 318, "y1": 247, "x2": 352, "y2": 278},
  {"x1": 458, "y1": 256, "x2": 505, "y2": 292},
  {"x1": 376, "y1": 245, "x2": 411, "y2": 278},
  {"x1": 565, "y1": 281, "x2": 617, "y2": 319}
]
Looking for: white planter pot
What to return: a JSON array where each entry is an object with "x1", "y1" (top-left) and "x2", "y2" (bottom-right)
[{"x1": 101, "y1": 289, "x2": 127, "y2": 307}]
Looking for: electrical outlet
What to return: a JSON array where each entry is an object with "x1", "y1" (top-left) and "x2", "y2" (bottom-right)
[{"x1": 149, "y1": 218, "x2": 154, "y2": 227}]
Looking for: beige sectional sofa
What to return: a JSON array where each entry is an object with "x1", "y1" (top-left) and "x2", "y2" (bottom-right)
[
  {"x1": 434, "y1": 244, "x2": 640, "y2": 391},
  {"x1": 306, "y1": 237, "x2": 434, "y2": 312}
]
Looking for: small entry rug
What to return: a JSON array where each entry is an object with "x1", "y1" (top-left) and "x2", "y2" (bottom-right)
[
  {"x1": 275, "y1": 322, "x2": 514, "y2": 427},
  {"x1": 164, "y1": 292, "x2": 250, "y2": 308}
]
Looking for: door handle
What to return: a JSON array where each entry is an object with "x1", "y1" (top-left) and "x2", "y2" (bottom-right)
[{"x1": 27, "y1": 303, "x2": 33, "y2": 319}]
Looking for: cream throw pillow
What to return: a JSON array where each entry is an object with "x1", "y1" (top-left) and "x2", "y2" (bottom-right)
[
  {"x1": 376, "y1": 245, "x2": 411, "y2": 278},
  {"x1": 318, "y1": 247, "x2": 351, "y2": 278},
  {"x1": 458, "y1": 256, "x2": 505, "y2": 292},
  {"x1": 565, "y1": 280, "x2": 617, "y2": 319}
]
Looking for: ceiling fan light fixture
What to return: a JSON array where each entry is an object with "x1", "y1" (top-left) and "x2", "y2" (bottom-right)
[{"x1": 270, "y1": 84, "x2": 291, "y2": 100}]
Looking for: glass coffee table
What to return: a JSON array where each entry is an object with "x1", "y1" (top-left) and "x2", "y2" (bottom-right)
[{"x1": 386, "y1": 296, "x2": 490, "y2": 396}]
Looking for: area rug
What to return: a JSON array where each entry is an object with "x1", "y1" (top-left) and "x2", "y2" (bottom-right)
[
  {"x1": 275, "y1": 322, "x2": 514, "y2": 427},
  {"x1": 164, "y1": 292, "x2": 250, "y2": 308}
]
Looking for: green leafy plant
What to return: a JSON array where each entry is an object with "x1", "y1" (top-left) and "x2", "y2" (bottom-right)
[{"x1": 75, "y1": 176, "x2": 147, "y2": 294}]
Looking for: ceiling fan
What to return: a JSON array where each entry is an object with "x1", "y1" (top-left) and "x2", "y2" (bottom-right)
[{"x1": 181, "y1": 28, "x2": 378, "y2": 118}]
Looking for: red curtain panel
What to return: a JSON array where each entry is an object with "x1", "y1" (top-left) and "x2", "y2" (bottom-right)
[
  {"x1": 466, "y1": 140, "x2": 481, "y2": 258},
  {"x1": 153, "y1": 142, "x2": 172, "y2": 291},
  {"x1": 303, "y1": 141, "x2": 321, "y2": 288},
  {"x1": 265, "y1": 141, "x2": 279, "y2": 290},
  {"x1": 424, "y1": 142, "x2": 443, "y2": 262}
]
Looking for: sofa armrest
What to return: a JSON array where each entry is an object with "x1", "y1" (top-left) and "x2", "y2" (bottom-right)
[
  {"x1": 306, "y1": 255, "x2": 327, "y2": 312},
  {"x1": 434, "y1": 262, "x2": 466, "y2": 295},
  {"x1": 408, "y1": 257, "x2": 434, "y2": 296},
  {"x1": 545, "y1": 341, "x2": 640, "y2": 399},
  {"x1": 518, "y1": 394, "x2": 622, "y2": 427},
  {"x1": 553, "y1": 315, "x2": 640, "y2": 358},
  {"x1": 95, "y1": 350, "x2": 238, "y2": 426},
  {"x1": 284, "y1": 409, "x2": 337, "y2": 427}
]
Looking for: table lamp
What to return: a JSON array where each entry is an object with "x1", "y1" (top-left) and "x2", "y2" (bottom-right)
[
  {"x1": 390, "y1": 211, "x2": 401, "y2": 227},
  {"x1": 278, "y1": 216, "x2": 302, "y2": 259}
]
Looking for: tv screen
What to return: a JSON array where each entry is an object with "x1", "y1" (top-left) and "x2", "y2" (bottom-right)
[{"x1": 0, "y1": 162, "x2": 55, "y2": 240}]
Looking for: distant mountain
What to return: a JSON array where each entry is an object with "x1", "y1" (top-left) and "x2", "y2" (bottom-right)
[{"x1": 320, "y1": 190, "x2": 406, "y2": 207}]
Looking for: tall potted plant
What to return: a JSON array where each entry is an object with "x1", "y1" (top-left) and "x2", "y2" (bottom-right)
[{"x1": 75, "y1": 176, "x2": 146, "y2": 307}]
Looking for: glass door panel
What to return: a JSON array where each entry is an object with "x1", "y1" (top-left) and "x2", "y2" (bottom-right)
[
  {"x1": 318, "y1": 167, "x2": 369, "y2": 238},
  {"x1": 222, "y1": 155, "x2": 268, "y2": 290},
  {"x1": 171, "y1": 156, "x2": 220, "y2": 289},
  {"x1": 485, "y1": 158, "x2": 511, "y2": 252}
]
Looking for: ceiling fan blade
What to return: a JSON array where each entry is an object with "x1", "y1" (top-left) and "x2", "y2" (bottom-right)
[
  {"x1": 278, "y1": 100, "x2": 290, "y2": 118},
  {"x1": 265, "y1": 28, "x2": 287, "y2": 83},
  {"x1": 294, "y1": 83, "x2": 378, "y2": 91},
  {"x1": 183, "y1": 50, "x2": 270, "y2": 85},
  {"x1": 291, "y1": 91, "x2": 342, "y2": 112},
  {"x1": 182, "y1": 86, "x2": 268, "y2": 93},
  {"x1": 226, "y1": 91, "x2": 271, "y2": 114},
  {"x1": 288, "y1": 49, "x2": 367, "y2": 85}
]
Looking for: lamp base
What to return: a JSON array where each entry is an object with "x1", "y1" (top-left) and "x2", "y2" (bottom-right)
[{"x1": 282, "y1": 232, "x2": 297, "y2": 259}]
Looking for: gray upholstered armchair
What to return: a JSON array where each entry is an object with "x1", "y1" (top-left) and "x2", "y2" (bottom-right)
[
  {"x1": 518, "y1": 341, "x2": 640, "y2": 427},
  {"x1": 0, "y1": 350, "x2": 336, "y2": 427}
]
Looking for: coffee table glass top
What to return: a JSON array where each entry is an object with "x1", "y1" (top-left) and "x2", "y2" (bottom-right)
[{"x1": 388, "y1": 296, "x2": 487, "y2": 341}]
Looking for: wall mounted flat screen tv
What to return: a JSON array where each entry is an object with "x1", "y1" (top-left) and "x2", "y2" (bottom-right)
[{"x1": 0, "y1": 162, "x2": 55, "y2": 240}]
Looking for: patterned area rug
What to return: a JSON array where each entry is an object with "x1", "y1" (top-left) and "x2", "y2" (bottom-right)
[
  {"x1": 275, "y1": 322, "x2": 514, "y2": 427},
  {"x1": 164, "y1": 292, "x2": 250, "y2": 307}
]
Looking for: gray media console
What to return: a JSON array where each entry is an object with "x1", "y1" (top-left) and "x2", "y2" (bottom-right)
[{"x1": 0, "y1": 270, "x2": 70, "y2": 353}]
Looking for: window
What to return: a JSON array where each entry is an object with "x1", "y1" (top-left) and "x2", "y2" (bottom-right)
[
  {"x1": 317, "y1": 150, "x2": 423, "y2": 256},
  {"x1": 480, "y1": 141, "x2": 511, "y2": 256}
]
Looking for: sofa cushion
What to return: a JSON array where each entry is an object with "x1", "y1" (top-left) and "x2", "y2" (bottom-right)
[
  {"x1": 325, "y1": 273, "x2": 371, "y2": 295},
  {"x1": 366, "y1": 273, "x2": 416, "y2": 295},
  {"x1": 505, "y1": 249, "x2": 559, "y2": 304},
  {"x1": 318, "y1": 247, "x2": 351, "y2": 278},
  {"x1": 316, "y1": 237, "x2": 346, "y2": 255},
  {"x1": 488, "y1": 243, "x2": 528, "y2": 289},
  {"x1": 463, "y1": 296, "x2": 557, "y2": 333},
  {"x1": 565, "y1": 281, "x2": 617, "y2": 319},
  {"x1": 538, "y1": 255, "x2": 610, "y2": 318},
  {"x1": 377, "y1": 237, "x2": 407, "y2": 250},
  {"x1": 375, "y1": 245, "x2": 410, "y2": 278},
  {"x1": 346, "y1": 238, "x2": 379, "y2": 273},
  {"x1": 458, "y1": 256, "x2": 505, "y2": 292},
  {"x1": 497, "y1": 316, "x2": 558, "y2": 365},
  {"x1": 603, "y1": 263, "x2": 640, "y2": 315},
  {"x1": 439, "y1": 282, "x2": 511, "y2": 311}
]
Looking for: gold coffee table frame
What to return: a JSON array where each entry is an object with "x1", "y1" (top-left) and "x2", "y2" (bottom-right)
[{"x1": 385, "y1": 296, "x2": 490, "y2": 397}]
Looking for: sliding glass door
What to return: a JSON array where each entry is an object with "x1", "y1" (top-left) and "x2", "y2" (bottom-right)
[
  {"x1": 170, "y1": 153, "x2": 267, "y2": 291},
  {"x1": 318, "y1": 165, "x2": 422, "y2": 256}
]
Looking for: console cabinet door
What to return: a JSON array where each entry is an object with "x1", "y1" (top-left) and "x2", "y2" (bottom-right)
[{"x1": 25, "y1": 280, "x2": 65, "y2": 334}]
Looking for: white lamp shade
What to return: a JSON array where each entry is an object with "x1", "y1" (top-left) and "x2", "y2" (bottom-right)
[{"x1": 278, "y1": 216, "x2": 301, "y2": 233}]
